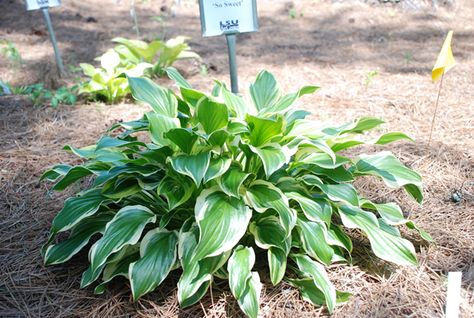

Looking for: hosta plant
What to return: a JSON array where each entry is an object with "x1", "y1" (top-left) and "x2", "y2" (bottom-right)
[
  {"x1": 41, "y1": 70, "x2": 431, "y2": 317},
  {"x1": 113, "y1": 36, "x2": 200, "y2": 77},
  {"x1": 80, "y1": 49, "x2": 152, "y2": 103}
]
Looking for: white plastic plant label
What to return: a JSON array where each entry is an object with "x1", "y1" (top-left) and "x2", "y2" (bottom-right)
[
  {"x1": 26, "y1": 0, "x2": 61, "y2": 11},
  {"x1": 199, "y1": 0, "x2": 258, "y2": 37}
]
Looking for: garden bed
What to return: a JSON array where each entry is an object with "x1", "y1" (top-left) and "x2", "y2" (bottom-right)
[{"x1": 1, "y1": 0, "x2": 473, "y2": 317}]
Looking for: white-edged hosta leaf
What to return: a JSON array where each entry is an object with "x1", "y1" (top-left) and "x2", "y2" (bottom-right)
[
  {"x1": 268, "y1": 246, "x2": 287, "y2": 285},
  {"x1": 327, "y1": 225, "x2": 353, "y2": 253},
  {"x1": 292, "y1": 254, "x2": 336, "y2": 313},
  {"x1": 373, "y1": 132, "x2": 414, "y2": 145},
  {"x1": 228, "y1": 246, "x2": 262, "y2": 318},
  {"x1": 297, "y1": 152, "x2": 350, "y2": 169},
  {"x1": 193, "y1": 189, "x2": 251, "y2": 261},
  {"x1": 286, "y1": 192, "x2": 332, "y2": 225},
  {"x1": 129, "y1": 229, "x2": 178, "y2": 300},
  {"x1": 146, "y1": 112, "x2": 180, "y2": 146},
  {"x1": 301, "y1": 175, "x2": 359, "y2": 206},
  {"x1": 360, "y1": 199, "x2": 406, "y2": 225},
  {"x1": 331, "y1": 117, "x2": 385, "y2": 135},
  {"x1": 249, "y1": 143, "x2": 290, "y2": 178},
  {"x1": 339, "y1": 205, "x2": 417, "y2": 265},
  {"x1": 204, "y1": 157, "x2": 231, "y2": 183},
  {"x1": 129, "y1": 77, "x2": 178, "y2": 118},
  {"x1": 169, "y1": 152, "x2": 211, "y2": 186},
  {"x1": 94, "y1": 245, "x2": 139, "y2": 294},
  {"x1": 165, "y1": 67, "x2": 192, "y2": 89},
  {"x1": 157, "y1": 174, "x2": 194, "y2": 211},
  {"x1": 295, "y1": 139, "x2": 336, "y2": 164},
  {"x1": 44, "y1": 213, "x2": 114, "y2": 265},
  {"x1": 52, "y1": 166, "x2": 94, "y2": 191},
  {"x1": 218, "y1": 81, "x2": 250, "y2": 118},
  {"x1": 288, "y1": 278, "x2": 351, "y2": 307},
  {"x1": 246, "y1": 115, "x2": 283, "y2": 147},
  {"x1": 297, "y1": 217, "x2": 334, "y2": 265},
  {"x1": 40, "y1": 164, "x2": 73, "y2": 182},
  {"x1": 196, "y1": 97, "x2": 229, "y2": 134},
  {"x1": 180, "y1": 87, "x2": 206, "y2": 107},
  {"x1": 354, "y1": 151, "x2": 423, "y2": 203},
  {"x1": 245, "y1": 180, "x2": 296, "y2": 235},
  {"x1": 218, "y1": 165, "x2": 251, "y2": 197},
  {"x1": 164, "y1": 128, "x2": 198, "y2": 154},
  {"x1": 271, "y1": 86, "x2": 319, "y2": 113},
  {"x1": 250, "y1": 70, "x2": 281, "y2": 113},
  {"x1": 178, "y1": 228, "x2": 230, "y2": 307},
  {"x1": 88, "y1": 205, "x2": 156, "y2": 281},
  {"x1": 96, "y1": 136, "x2": 146, "y2": 151},
  {"x1": 208, "y1": 129, "x2": 230, "y2": 147},
  {"x1": 51, "y1": 188, "x2": 108, "y2": 234},
  {"x1": 249, "y1": 216, "x2": 287, "y2": 250}
]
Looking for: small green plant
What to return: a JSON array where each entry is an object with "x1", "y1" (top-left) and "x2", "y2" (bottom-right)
[
  {"x1": 0, "y1": 39, "x2": 22, "y2": 65},
  {"x1": 113, "y1": 36, "x2": 200, "y2": 77},
  {"x1": 404, "y1": 52, "x2": 413, "y2": 66},
  {"x1": 364, "y1": 69, "x2": 379, "y2": 88},
  {"x1": 80, "y1": 49, "x2": 151, "y2": 103},
  {"x1": 41, "y1": 70, "x2": 430, "y2": 317},
  {"x1": 5, "y1": 82, "x2": 78, "y2": 107}
]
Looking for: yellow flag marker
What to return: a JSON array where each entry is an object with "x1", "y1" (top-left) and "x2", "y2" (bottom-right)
[
  {"x1": 428, "y1": 30, "x2": 456, "y2": 146},
  {"x1": 432, "y1": 30, "x2": 456, "y2": 81}
]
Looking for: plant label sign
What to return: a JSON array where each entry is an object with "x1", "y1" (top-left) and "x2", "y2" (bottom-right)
[
  {"x1": 199, "y1": 0, "x2": 258, "y2": 37},
  {"x1": 26, "y1": 0, "x2": 61, "y2": 11}
]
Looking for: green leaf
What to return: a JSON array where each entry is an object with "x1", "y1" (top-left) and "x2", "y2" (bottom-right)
[
  {"x1": 146, "y1": 112, "x2": 180, "y2": 146},
  {"x1": 96, "y1": 136, "x2": 146, "y2": 151},
  {"x1": 250, "y1": 70, "x2": 280, "y2": 113},
  {"x1": 169, "y1": 152, "x2": 211, "y2": 186},
  {"x1": 52, "y1": 166, "x2": 94, "y2": 191},
  {"x1": 218, "y1": 165, "x2": 251, "y2": 197},
  {"x1": 165, "y1": 67, "x2": 192, "y2": 88},
  {"x1": 339, "y1": 205, "x2": 417, "y2": 265},
  {"x1": 245, "y1": 181, "x2": 296, "y2": 235},
  {"x1": 40, "y1": 164, "x2": 73, "y2": 182},
  {"x1": 178, "y1": 228, "x2": 230, "y2": 307},
  {"x1": 204, "y1": 157, "x2": 231, "y2": 183},
  {"x1": 129, "y1": 229, "x2": 178, "y2": 300},
  {"x1": 292, "y1": 254, "x2": 336, "y2": 313},
  {"x1": 374, "y1": 132, "x2": 414, "y2": 145},
  {"x1": 301, "y1": 175, "x2": 360, "y2": 206},
  {"x1": 180, "y1": 87, "x2": 206, "y2": 107},
  {"x1": 246, "y1": 115, "x2": 283, "y2": 147},
  {"x1": 207, "y1": 129, "x2": 229, "y2": 147},
  {"x1": 44, "y1": 213, "x2": 114, "y2": 265},
  {"x1": 51, "y1": 188, "x2": 108, "y2": 234},
  {"x1": 297, "y1": 152, "x2": 350, "y2": 169},
  {"x1": 249, "y1": 216, "x2": 287, "y2": 250},
  {"x1": 354, "y1": 152, "x2": 423, "y2": 203},
  {"x1": 336, "y1": 117, "x2": 385, "y2": 135},
  {"x1": 157, "y1": 174, "x2": 194, "y2": 211},
  {"x1": 101, "y1": 177, "x2": 142, "y2": 200},
  {"x1": 129, "y1": 77, "x2": 178, "y2": 118},
  {"x1": 360, "y1": 199, "x2": 406, "y2": 225},
  {"x1": 218, "y1": 81, "x2": 249, "y2": 118},
  {"x1": 288, "y1": 278, "x2": 350, "y2": 307},
  {"x1": 196, "y1": 97, "x2": 229, "y2": 134},
  {"x1": 249, "y1": 144, "x2": 290, "y2": 178},
  {"x1": 164, "y1": 128, "x2": 198, "y2": 154},
  {"x1": 271, "y1": 86, "x2": 319, "y2": 113},
  {"x1": 228, "y1": 246, "x2": 262, "y2": 318},
  {"x1": 268, "y1": 247, "x2": 287, "y2": 285},
  {"x1": 297, "y1": 216, "x2": 334, "y2": 265},
  {"x1": 88, "y1": 205, "x2": 156, "y2": 283},
  {"x1": 286, "y1": 192, "x2": 332, "y2": 225},
  {"x1": 193, "y1": 189, "x2": 252, "y2": 261}
]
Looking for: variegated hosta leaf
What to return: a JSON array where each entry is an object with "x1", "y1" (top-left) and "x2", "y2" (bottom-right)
[
  {"x1": 246, "y1": 115, "x2": 283, "y2": 147},
  {"x1": 245, "y1": 180, "x2": 296, "y2": 235},
  {"x1": 204, "y1": 157, "x2": 231, "y2": 183},
  {"x1": 250, "y1": 70, "x2": 281, "y2": 113},
  {"x1": 297, "y1": 216, "x2": 334, "y2": 265},
  {"x1": 169, "y1": 152, "x2": 211, "y2": 186},
  {"x1": 196, "y1": 97, "x2": 229, "y2": 134},
  {"x1": 129, "y1": 77, "x2": 178, "y2": 118},
  {"x1": 193, "y1": 189, "x2": 252, "y2": 261},
  {"x1": 218, "y1": 164, "x2": 251, "y2": 197},
  {"x1": 228, "y1": 246, "x2": 262, "y2": 318},
  {"x1": 249, "y1": 143, "x2": 291, "y2": 178},
  {"x1": 354, "y1": 151, "x2": 423, "y2": 203},
  {"x1": 286, "y1": 191, "x2": 332, "y2": 226},
  {"x1": 157, "y1": 174, "x2": 194, "y2": 211},
  {"x1": 292, "y1": 254, "x2": 336, "y2": 313},
  {"x1": 338, "y1": 205, "x2": 417, "y2": 265},
  {"x1": 85, "y1": 205, "x2": 156, "y2": 286},
  {"x1": 129, "y1": 229, "x2": 178, "y2": 300},
  {"x1": 301, "y1": 175, "x2": 359, "y2": 206},
  {"x1": 44, "y1": 212, "x2": 114, "y2": 265}
]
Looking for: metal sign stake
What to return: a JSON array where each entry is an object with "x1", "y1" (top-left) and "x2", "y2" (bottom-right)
[
  {"x1": 225, "y1": 34, "x2": 238, "y2": 94},
  {"x1": 41, "y1": 8, "x2": 64, "y2": 76}
]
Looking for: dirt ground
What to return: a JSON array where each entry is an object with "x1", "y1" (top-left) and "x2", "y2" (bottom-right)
[{"x1": 1, "y1": 0, "x2": 473, "y2": 317}]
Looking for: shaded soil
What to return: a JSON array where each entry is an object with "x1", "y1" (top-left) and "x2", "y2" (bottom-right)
[{"x1": 1, "y1": 0, "x2": 473, "y2": 317}]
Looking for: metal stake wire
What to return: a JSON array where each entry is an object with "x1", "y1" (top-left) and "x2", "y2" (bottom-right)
[
  {"x1": 42, "y1": 8, "x2": 64, "y2": 76},
  {"x1": 225, "y1": 34, "x2": 238, "y2": 94}
]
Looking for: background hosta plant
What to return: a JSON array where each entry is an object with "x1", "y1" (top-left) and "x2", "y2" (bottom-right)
[
  {"x1": 42, "y1": 70, "x2": 431, "y2": 317},
  {"x1": 113, "y1": 36, "x2": 200, "y2": 77}
]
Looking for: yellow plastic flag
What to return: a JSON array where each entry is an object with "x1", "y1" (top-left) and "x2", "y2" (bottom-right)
[{"x1": 432, "y1": 30, "x2": 456, "y2": 81}]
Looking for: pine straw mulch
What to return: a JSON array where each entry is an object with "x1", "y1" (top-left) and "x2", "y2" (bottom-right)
[{"x1": 1, "y1": 0, "x2": 474, "y2": 317}]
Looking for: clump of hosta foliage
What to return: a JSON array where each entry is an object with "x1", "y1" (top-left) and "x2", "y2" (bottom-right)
[
  {"x1": 41, "y1": 70, "x2": 431, "y2": 317},
  {"x1": 113, "y1": 36, "x2": 200, "y2": 77}
]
